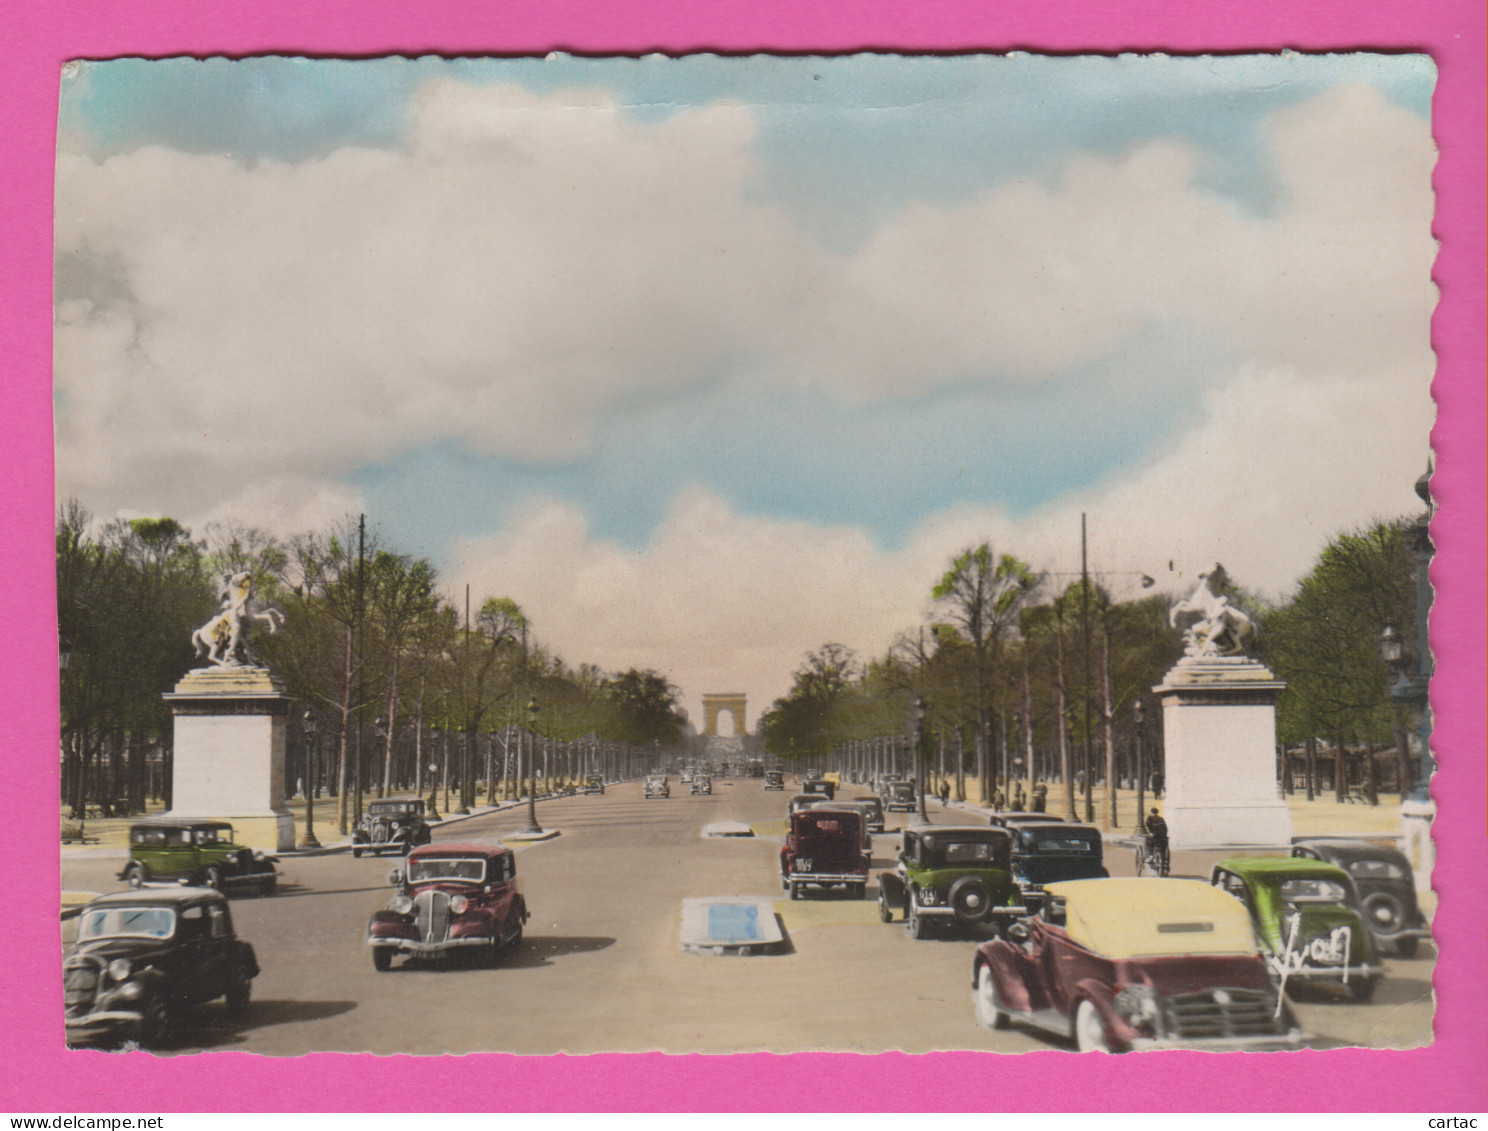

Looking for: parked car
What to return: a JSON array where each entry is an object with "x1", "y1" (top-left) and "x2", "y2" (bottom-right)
[
  {"x1": 1211, "y1": 857, "x2": 1382, "y2": 1000},
  {"x1": 763, "y1": 770, "x2": 786, "y2": 791},
  {"x1": 119, "y1": 819, "x2": 278, "y2": 895},
  {"x1": 972, "y1": 878, "x2": 1305, "y2": 1052},
  {"x1": 809, "y1": 799, "x2": 874, "y2": 850},
  {"x1": 1291, "y1": 839, "x2": 1431, "y2": 958},
  {"x1": 780, "y1": 808, "x2": 871, "y2": 899},
  {"x1": 366, "y1": 842, "x2": 528, "y2": 971},
  {"x1": 691, "y1": 775, "x2": 713, "y2": 796},
  {"x1": 581, "y1": 774, "x2": 606, "y2": 796},
  {"x1": 801, "y1": 778, "x2": 836, "y2": 800},
  {"x1": 882, "y1": 780, "x2": 918, "y2": 812},
  {"x1": 643, "y1": 775, "x2": 670, "y2": 799},
  {"x1": 352, "y1": 798, "x2": 433, "y2": 859},
  {"x1": 878, "y1": 825, "x2": 1024, "y2": 938},
  {"x1": 1007, "y1": 822, "x2": 1107, "y2": 905},
  {"x1": 64, "y1": 888, "x2": 259, "y2": 1048},
  {"x1": 989, "y1": 811, "x2": 1067, "y2": 828}
]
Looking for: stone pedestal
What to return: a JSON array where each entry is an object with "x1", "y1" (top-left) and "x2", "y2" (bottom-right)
[
  {"x1": 1154, "y1": 657, "x2": 1293, "y2": 850},
  {"x1": 163, "y1": 667, "x2": 295, "y2": 852}
]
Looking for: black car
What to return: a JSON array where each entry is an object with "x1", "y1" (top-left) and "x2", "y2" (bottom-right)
[
  {"x1": 353, "y1": 798, "x2": 433, "y2": 858},
  {"x1": 64, "y1": 888, "x2": 259, "y2": 1048},
  {"x1": 801, "y1": 778, "x2": 836, "y2": 800},
  {"x1": 786, "y1": 793, "x2": 821, "y2": 817},
  {"x1": 1007, "y1": 822, "x2": 1108, "y2": 906},
  {"x1": 1291, "y1": 838, "x2": 1431, "y2": 958}
]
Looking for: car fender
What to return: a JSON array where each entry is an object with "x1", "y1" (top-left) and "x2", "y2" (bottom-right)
[
  {"x1": 1070, "y1": 978, "x2": 1134, "y2": 1045},
  {"x1": 977, "y1": 940, "x2": 1043, "y2": 1013},
  {"x1": 234, "y1": 940, "x2": 260, "y2": 980}
]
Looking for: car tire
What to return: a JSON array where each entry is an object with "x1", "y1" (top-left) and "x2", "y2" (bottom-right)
[
  {"x1": 877, "y1": 890, "x2": 894, "y2": 922},
  {"x1": 788, "y1": 882, "x2": 801, "y2": 901},
  {"x1": 260, "y1": 875, "x2": 277, "y2": 897},
  {"x1": 948, "y1": 876, "x2": 991, "y2": 923},
  {"x1": 124, "y1": 863, "x2": 147, "y2": 889},
  {"x1": 372, "y1": 948, "x2": 393, "y2": 972},
  {"x1": 135, "y1": 997, "x2": 171, "y2": 1048},
  {"x1": 973, "y1": 965, "x2": 1011, "y2": 1030},
  {"x1": 852, "y1": 883, "x2": 867, "y2": 900},
  {"x1": 906, "y1": 901, "x2": 928, "y2": 940},
  {"x1": 1074, "y1": 999, "x2": 1112, "y2": 1052},
  {"x1": 352, "y1": 847, "x2": 363, "y2": 859},
  {"x1": 202, "y1": 866, "x2": 223, "y2": 892},
  {"x1": 1394, "y1": 936, "x2": 1419, "y2": 960},
  {"x1": 1347, "y1": 977, "x2": 1378, "y2": 1003},
  {"x1": 225, "y1": 965, "x2": 252, "y2": 1017}
]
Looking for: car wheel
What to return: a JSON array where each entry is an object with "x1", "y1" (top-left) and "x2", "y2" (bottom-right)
[
  {"x1": 260, "y1": 875, "x2": 277, "y2": 897},
  {"x1": 973, "y1": 965, "x2": 1010, "y2": 1030},
  {"x1": 1347, "y1": 977, "x2": 1378, "y2": 1003},
  {"x1": 124, "y1": 863, "x2": 147, "y2": 889},
  {"x1": 906, "y1": 901, "x2": 928, "y2": 940},
  {"x1": 135, "y1": 997, "x2": 171, "y2": 1048},
  {"x1": 225, "y1": 964, "x2": 252, "y2": 1017},
  {"x1": 852, "y1": 883, "x2": 867, "y2": 900},
  {"x1": 352, "y1": 847, "x2": 363, "y2": 859},
  {"x1": 1074, "y1": 999, "x2": 1112, "y2": 1052},
  {"x1": 788, "y1": 882, "x2": 801, "y2": 901},
  {"x1": 372, "y1": 948, "x2": 393, "y2": 972},
  {"x1": 1394, "y1": 936, "x2": 1419, "y2": 960},
  {"x1": 202, "y1": 866, "x2": 224, "y2": 892},
  {"x1": 877, "y1": 890, "x2": 894, "y2": 922},
  {"x1": 948, "y1": 876, "x2": 991, "y2": 923}
]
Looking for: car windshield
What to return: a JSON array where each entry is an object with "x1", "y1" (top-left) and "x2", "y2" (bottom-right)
[
  {"x1": 929, "y1": 839, "x2": 1004, "y2": 866},
  {"x1": 370, "y1": 803, "x2": 409, "y2": 815},
  {"x1": 76, "y1": 906, "x2": 176, "y2": 941},
  {"x1": 407, "y1": 857, "x2": 487, "y2": 883},
  {"x1": 1279, "y1": 877, "x2": 1349, "y2": 903},
  {"x1": 1024, "y1": 833, "x2": 1101, "y2": 854},
  {"x1": 1348, "y1": 859, "x2": 1406, "y2": 881}
]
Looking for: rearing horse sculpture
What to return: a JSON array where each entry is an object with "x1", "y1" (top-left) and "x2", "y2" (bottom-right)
[
  {"x1": 1169, "y1": 563, "x2": 1254, "y2": 658},
  {"x1": 191, "y1": 571, "x2": 284, "y2": 667}
]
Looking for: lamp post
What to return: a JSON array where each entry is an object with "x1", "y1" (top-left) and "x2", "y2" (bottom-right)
[
  {"x1": 299, "y1": 710, "x2": 321, "y2": 849},
  {"x1": 520, "y1": 697, "x2": 542, "y2": 834},
  {"x1": 910, "y1": 695, "x2": 928, "y2": 823},
  {"x1": 426, "y1": 758, "x2": 442, "y2": 821},
  {"x1": 373, "y1": 716, "x2": 387, "y2": 801},
  {"x1": 1133, "y1": 699, "x2": 1146, "y2": 835}
]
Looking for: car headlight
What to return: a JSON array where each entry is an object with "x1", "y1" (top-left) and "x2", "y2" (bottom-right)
[
  {"x1": 449, "y1": 895, "x2": 469, "y2": 914},
  {"x1": 1113, "y1": 984, "x2": 1158, "y2": 1025},
  {"x1": 388, "y1": 895, "x2": 414, "y2": 915},
  {"x1": 107, "y1": 958, "x2": 131, "y2": 982}
]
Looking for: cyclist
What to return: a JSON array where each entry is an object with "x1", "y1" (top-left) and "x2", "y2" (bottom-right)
[{"x1": 1143, "y1": 808, "x2": 1170, "y2": 876}]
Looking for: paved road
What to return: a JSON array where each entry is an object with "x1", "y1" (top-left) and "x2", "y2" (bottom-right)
[{"x1": 60, "y1": 779, "x2": 1434, "y2": 1055}]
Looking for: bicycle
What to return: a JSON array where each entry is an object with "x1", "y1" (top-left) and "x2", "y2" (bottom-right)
[{"x1": 1135, "y1": 833, "x2": 1170, "y2": 877}]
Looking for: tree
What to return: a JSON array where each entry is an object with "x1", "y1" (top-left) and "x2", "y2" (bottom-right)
[{"x1": 603, "y1": 669, "x2": 688, "y2": 745}]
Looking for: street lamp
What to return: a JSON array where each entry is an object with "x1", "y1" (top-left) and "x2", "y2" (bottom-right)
[
  {"x1": 374, "y1": 716, "x2": 387, "y2": 801},
  {"x1": 520, "y1": 697, "x2": 542, "y2": 834},
  {"x1": 299, "y1": 710, "x2": 321, "y2": 849},
  {"x1": 910, "y1": 695, "x2": 928, "y2": 823},
  {"x1": 1133, "y1": 699, "x2": 1146, "y2": 835}
]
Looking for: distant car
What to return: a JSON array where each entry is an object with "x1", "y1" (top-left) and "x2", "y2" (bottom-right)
[
  {"x1": 801, "y1": 778, "x2": 836, "y2": 800},
  {"x1": 855, "y1": 794, "x2": 887, "y2": 833},
  {"x1": 878, "y1": 825, "x2": 1024, "y2": 938},
  {"x1": 691, "y1": 775, "x2": 713, "y2": 796},
  {"x1": 581, "y1": 774, "x2": 606, "y2": 796},
  {"x1": 809, "y1": 799, "x2": 874, "y2": 850},
  {"x1": 780, "y1": 808, "x2": 871, "y2": 899},
  {"x1": 803, "y1": 768, "x2": 822, "y2": 781},
  {"x1": 972, "y1": 878, "x2": 1305, "y2": 1052},
  {"x1": 353, "y1": 798, "x2": 433, "y2": 858},
  {"x1": 1211, "y1": 857, "x2": 1382, "y2": 1001},
  {"x1": 644, "y1": 776, "x2": 670, "y2": 799},
  {"x1": 989, "y1": 811, "x2": 1067, "y2": 828},
  {"x1": 882, "y1": 780, "x2": 917, "y2": 812},
  {"x1": 119, "y1": 819, "x2": 278, "y2": 895},
  {"x1": 1291, "y1": 839, "x2": 1431, "y2": 958},
  {"x1": 65, "y1": 888, "x2": 259, "y2": 1048},
  {"x1": 1007, "y1": 822, "x2": 1107, "y2": 905},
  {"x1": 763, "y1": 770, "x2": 786, "y2": 791},
  {"x1": 366, "y1": 842, "x2": 527, "y2": 971},
  {"x1": 786, "y1": 793, "x2": 820, "y2": 817}
]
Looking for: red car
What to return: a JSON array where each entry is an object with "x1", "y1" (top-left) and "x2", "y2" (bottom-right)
[
  {"x1": 780, "y1": 808, "x2": 871, "y2": 900},
  {"x1": 972, "y1": 878, "x2": 1305, "y2": 1052},
  {"x1": 366, "y1": 842, "x2": 528, "y2": 971}
]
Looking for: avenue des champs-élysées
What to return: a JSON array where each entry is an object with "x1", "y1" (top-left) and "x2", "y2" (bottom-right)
[{"x1": 56, "y1": 53, "x2": 1440, "y2": 1054}]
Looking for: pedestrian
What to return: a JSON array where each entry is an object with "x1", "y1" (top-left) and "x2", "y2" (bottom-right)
[
  {"x1": 938, "y1": 779, "x2": 951, "y2": 807},
  {"x1": 991, "y1": 788, "x2": 1006, "y2": 811},
  {"x1": 1031, "y1": 781, "x2": 1048, "y2": 812}
]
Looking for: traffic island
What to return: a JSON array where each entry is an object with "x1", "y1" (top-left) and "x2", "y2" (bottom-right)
[{"x1": 679, "y1": 897, "x2": 786, "y2": 956}]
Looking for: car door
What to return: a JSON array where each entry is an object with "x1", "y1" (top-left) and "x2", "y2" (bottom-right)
[{"x1": 170, "y1": 903, "x2": 218, "y2": 1006}]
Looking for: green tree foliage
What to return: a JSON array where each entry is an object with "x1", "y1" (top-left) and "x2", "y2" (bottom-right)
[{"x1": 602, "y1": 669, "x2": 689, "y2": 745}]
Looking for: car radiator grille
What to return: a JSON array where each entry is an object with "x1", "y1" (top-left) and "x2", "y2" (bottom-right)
[
  {"x1": 413, "y1": 890, "x2": 451, "y2": 943},
  {"x1": 1163, "y1": 989, "x2": 1281, "y2": 1039},
  {"x1": 371, "y1": 820, "x2": 391, "y2": 843},
  {"x1": 63, "y1": 957, "x2": 102, "y2": 1018}
]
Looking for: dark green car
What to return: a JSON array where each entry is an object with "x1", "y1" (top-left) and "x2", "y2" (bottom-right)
[
  {"x1": 1211, "y1": 856, "x2": 1382, "y2": 1001},
  {"x1": 119, "y1": 819, "x2": 279, "y2": 896},
  {"x1": 877, "y1": 825, "x2": 1025, "y2": 938}
]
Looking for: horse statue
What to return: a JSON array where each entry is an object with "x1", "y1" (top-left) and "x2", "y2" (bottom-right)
[
  {"x1": 191, "y1": 571, "x2": 284, "y2": 667},
  {"x1": 1169, "y1": 563, "x2": 1254, "y2": 658}
]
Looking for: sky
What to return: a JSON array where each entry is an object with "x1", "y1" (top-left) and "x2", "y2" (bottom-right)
[{"x1": 53, "y1": 53, "x2": 1439, "y2": 725}]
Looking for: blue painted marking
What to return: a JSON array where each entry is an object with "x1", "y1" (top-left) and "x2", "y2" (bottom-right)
[{"x1": 707, "y1": 903, "x2": 763, "y2": 943}]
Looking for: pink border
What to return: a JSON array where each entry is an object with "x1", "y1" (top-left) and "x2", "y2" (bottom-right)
[{"x1": 4, "y1": 0, "x2": 1483, "y2": 1112}]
